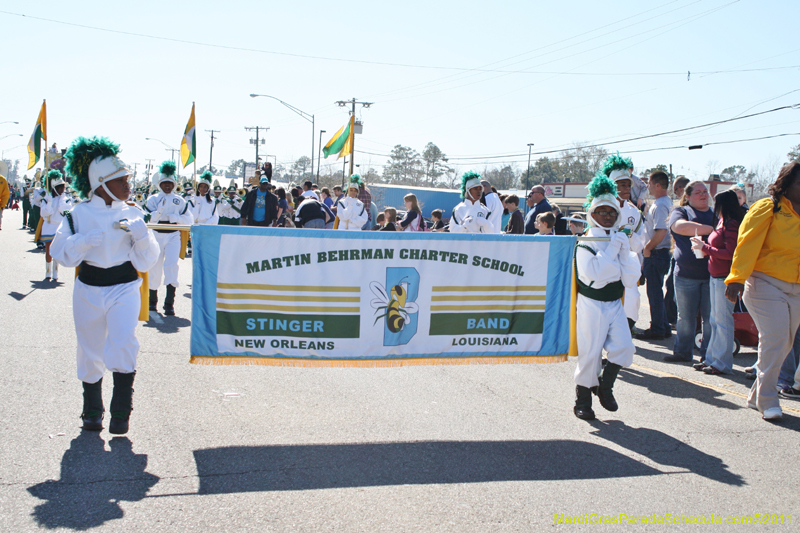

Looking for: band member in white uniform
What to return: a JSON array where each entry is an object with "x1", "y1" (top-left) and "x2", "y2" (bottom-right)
[
  {"x1": 39, "y1": 170, "x2": 73, "y2": 281},
  {"x1": 337, "y1": 175, "x2": 369, "y2": 230},
  {"x1": 218, "y1": 183, "x2": 243, "y2": 225},
  {"x1": 192, "y1": 171, "x2": 219, "y2": 225},
  {"x1": 144, "y1": 161, "x2": 194, "y2": 316},
  {"x1": 50, "y1": 136, "x2": 160, "y2": 434},
  {"x1": 601, "y1": 154, "x2": 647, "y2": 330},
  {"x1": 449, "y1": 171, "x2": 493, "y2": 234},
  {"x1": 573, "y1": 173, "x2": 641, "y2": 420}
]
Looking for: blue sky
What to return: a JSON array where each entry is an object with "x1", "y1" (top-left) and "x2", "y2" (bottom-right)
[{"x1": 1, "y1": 0, "x2": 798, "y2": 183}]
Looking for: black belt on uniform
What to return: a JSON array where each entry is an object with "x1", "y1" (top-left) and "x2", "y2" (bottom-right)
[{"x1": 78, "y1": 261, "x2": 138, "y2": 287}]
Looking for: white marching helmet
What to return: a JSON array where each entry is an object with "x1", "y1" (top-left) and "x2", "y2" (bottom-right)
[{"x1": 87, "y1": 156, "x2": 130, "y2": 200}]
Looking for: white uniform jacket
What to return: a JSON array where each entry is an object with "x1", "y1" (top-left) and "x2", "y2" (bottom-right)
[
  {"x1": 144, "y1": 191, "x2": 194, "y2": 226},
  {"x1": 219, "y1": 196, "x2": 243, "y2": 219},
  {"x1": 50, "y1": 196, "x2": 160, "y2": 272},
  {"x1": 337, "y1": 196, "x2": 368, "y2": 230},
  {"x1": 40, "y1": 192, "x2": 73, "y2": 235},
  {"x1": 32, "y1": 187, "x2": 45, "y2": 208},
  {"x1": 483, "y1": 192, "x2": 504, "y2": 234},
  {"x1": 575, "y1": 227, "x2": 641, "y2": 292},
  {"x1": 192, "y1": 195, "x2": 219, "y2": 225},
  {"x1": 449, "y1": 198, "x2": 493, "y2": 234},
  {"x1": 618, "y1": 200, "x2": 646, "y2": 255}
]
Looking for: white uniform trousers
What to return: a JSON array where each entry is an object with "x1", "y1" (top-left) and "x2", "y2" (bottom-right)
[
  {"x1": 74, "y1": 278, "x2": 141, "y2": 383},
  {"x1": 623, "y1": 285, "x2": 641, "y2": 322},
  {"x1": 149, "y1": 231, "x2": 181, "y2": 290},
  {"x1": 574, "y1": 294, "x2": 635, "y2": 388}
]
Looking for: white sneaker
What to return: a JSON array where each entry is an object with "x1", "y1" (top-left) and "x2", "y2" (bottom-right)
[{"x1": 762, "y1": 407, "x2": 783, "y2": 420}]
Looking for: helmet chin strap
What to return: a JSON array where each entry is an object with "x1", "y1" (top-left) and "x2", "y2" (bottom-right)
[{"x1": 101, "y1": 181, "x2": 122, "y2": 202}]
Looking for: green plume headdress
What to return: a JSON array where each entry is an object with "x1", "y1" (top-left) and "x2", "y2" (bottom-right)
[
  {"x1": 348, "y1": 174, "x2": 364, "y2": 189},
  {"x1": 460, "y1": 171, "x2": 482, "y2": 199},
  {"x1": 45, "y1": 169, "x2": 63, "y2": 192},
  {"x1": 200, "y1": 170, "x2": 214, "y2": 183},
  {"x1": 583, "y1": 173, "x2": 618, "y2": 210},
  {"x1": 600, "y1": 153, "x2": 633, "y2": 178},
  {"x1": 65, "y1": 136, "x2": 120, "y2": 198},
  {"x1": 159, "y1": 160, "x2": 177, "y2": 177}
]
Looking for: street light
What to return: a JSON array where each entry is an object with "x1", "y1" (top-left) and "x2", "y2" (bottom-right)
[
  {"x1": 250, "y1": 94, "x2": 315, "y2": 181},
  {"x1": 316, "y1": 130, "x2": 326, "y2": 182},
  {"x1": 0, "y1": 133, "x2": 23, "y2": 142},
  {"x1": 145, "y1": 137, "x2": 180, "y2": 175},
  {"x1": 1, "y1": 121, "x2": 19, "y2": 126}
]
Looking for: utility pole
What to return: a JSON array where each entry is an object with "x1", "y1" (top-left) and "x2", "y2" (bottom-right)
[
  {"x1": 334, "y1": 98, "x2": 372, "y2": 177},
  {"x1": 145, "y1": 158, "x2": 155, "y2": 185},
  {"x1": 316, "y1": 130, "x2": 326, "y2": 182},
  {"x1": 206, "y1": 129, "x2": 219, "y2": 172},
  {"x1": 131, "y1": 163, "x2": 138, "y2": 188},
  {"x1": 245, "y1": 126, "x2": 268, "y2": 180}
]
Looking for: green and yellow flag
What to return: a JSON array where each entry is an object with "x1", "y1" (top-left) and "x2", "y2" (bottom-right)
[
  {"x1": 181, "y1": 102, "x2": 196, "y2": 168},
  {"x1": 323, "y1": 116, "x2": 354, "y2": 160},
  {"x1": 27, "y1": 100, "x2": 47, "y2": 170}
]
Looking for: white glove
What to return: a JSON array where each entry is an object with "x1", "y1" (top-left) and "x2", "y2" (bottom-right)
[
  {"x1": 127, "y1": 218, "x2": 149, "y2": 241},
  {"x1": 77, "y1": 229, "x2": 104, "y2": 252},
  {"x1": 461, "y1": 215, "x2": 474, "y2": 226},
  {"x1": 475, "y1": 216, "x2": 489, "y2": 228},
  {"x1": 611, "y1": 232, "x2": 629, "y2": 252}
]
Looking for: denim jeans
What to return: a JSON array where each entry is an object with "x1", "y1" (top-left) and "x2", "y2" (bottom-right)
[
  {"x1": 673, "y1": 273, "x2": 711, "y2": 360},
  {"x1": 777, "y1": 324, "x2": 800, "y2": 389},
  {"x1": 642, "y1": 249, "x2": 671, "y2": 336},
  {"x1": 304, "y1": 218, "x2": 325, "y2": 229},
  {"x1": 705, "y1": 277, "x2": 735, "y2": 372},
  {"x1": 664, "y1": 257, "x2": 678, "y2": 324}
]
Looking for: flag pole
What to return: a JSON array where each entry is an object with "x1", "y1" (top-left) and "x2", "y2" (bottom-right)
[
  {"x1": 192, "y1": 102, "x2": 197, "y2": 190},
  {"x1": 347, "y1": 115, "x2": 355, "y2": 177}
]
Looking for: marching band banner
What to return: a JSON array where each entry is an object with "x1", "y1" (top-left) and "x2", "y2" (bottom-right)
[{"x1": 190, "y1": 226, "x2": 577, "y2": 367}]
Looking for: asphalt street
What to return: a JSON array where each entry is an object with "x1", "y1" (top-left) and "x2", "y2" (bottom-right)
[{"x1": 1, "y1": 207, "x2": 798, "y2": 532}]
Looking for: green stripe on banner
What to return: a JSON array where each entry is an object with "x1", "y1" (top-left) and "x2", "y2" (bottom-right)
[
  {"x1": 429, "y1": 312, "x2": 544, "y2": 336},
  {"x1": 217, "y1": 311, "x2": 360, "y2": 338}
]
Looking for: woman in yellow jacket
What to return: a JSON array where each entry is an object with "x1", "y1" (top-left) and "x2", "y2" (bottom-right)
[{"x1": 726, "y1": 161, "x2": 800, "y2": 421}]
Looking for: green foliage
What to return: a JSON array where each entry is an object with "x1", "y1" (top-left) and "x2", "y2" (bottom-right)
[
  {"x1": 788, "y1": 144, "x2": 800, "y2": 163},
  {"x1": 65, "y1": 136, "x2": 120, "y2": 198},
  {"x1": 383, "y1": 145, "x2": 423, "y2": 186}
]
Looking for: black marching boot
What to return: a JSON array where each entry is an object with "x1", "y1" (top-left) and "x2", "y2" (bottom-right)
[
  {"x1": 595, "y1": 362, "x2": 622, "y2": 412},
  {"x1": 573, "y1": 385, "x2": 595, "y2": 420},
  {"x1": 109, "y1": 372, "x2": 135, "y2": 435},
  {"x1": 81, "y1": 378, "x2": 104, "y2": 431},
  {"x1": 163, "y1": 285, "x2": 176, "y2": 316},
  {"x1": 149, "y1": 289, "x2": 158, "y2": 312}
]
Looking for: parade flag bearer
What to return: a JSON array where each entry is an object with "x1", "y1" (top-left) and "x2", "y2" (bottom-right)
[
  {"x1": 144, "y1": 161, "x2": 194, "y2": 315},
  {"x1": 50, "y1": 137, "x2": 160, "y2": 434},
  {"x1": 573, "y1": 173, "x2": 641, "y2": 420}
]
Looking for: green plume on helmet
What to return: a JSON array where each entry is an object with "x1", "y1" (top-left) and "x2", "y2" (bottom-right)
[
  {"x1": 348, "y1": 174, "x2": 364, "y2": 189},
  {"x1": 460, "y1": 170, "x2": 481, "y2": 199},
  {"x1": 65, "y1": 136, "x2": 120, "y2": 198},
  {"x1": 584, "y1": 172, "x2": 618, "y2": 210},
  {"x1": 600, "y1": 153, "x2": 633, "y2": 177},
  {"x1": 46, "y1": 169, "x2": 63, "y2": 192},
  {"x1": 159, "y1": 160, "x2": 177, "y2": 177},
  {"x1": 200, "y1": 170, "x2": 214, "y2": 183}
]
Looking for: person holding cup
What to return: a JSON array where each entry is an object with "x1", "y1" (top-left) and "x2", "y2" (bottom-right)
[
  {"x1": 690, "y1": 189, "x2": 747, "y2": 374},
  {"x1": 665, "y1": 181, "x2": 716, "y2": 364}
]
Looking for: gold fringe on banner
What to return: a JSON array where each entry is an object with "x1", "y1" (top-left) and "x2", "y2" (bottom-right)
[{"x1": 190, "y1": 354, "x2": 569, "y2": 368}]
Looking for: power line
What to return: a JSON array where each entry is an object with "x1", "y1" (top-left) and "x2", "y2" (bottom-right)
[{"x1": 4, "y1": 6, "x2": 792, "y2": 79}]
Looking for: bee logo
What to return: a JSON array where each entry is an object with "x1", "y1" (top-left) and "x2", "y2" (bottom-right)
[{"x1": 370, "y1": 279, "x2": 419, "y2": 333}]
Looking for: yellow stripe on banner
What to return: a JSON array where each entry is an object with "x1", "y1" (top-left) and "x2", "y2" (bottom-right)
[
  {"x1": 430, "y1": 304, "x2": 545, "y2": 312},
  {"x1": 217, "y1": 302, "x2": 360, "y2": 313},
  {"x1": 190, "y1": 354, "x2": 569, "y2": 367},
  {"x1": 432, "y1": 285, "x2": 547, "y2": 292},
  {"x1": 217, "y1": 283, "x2": 359, "y2": 293},
  {"x1": 431, "y1": 294, "x2": 545, "y2": 302},
  {"x1": 217, "y1": 292, "x2": 360, "y2": 303}
]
